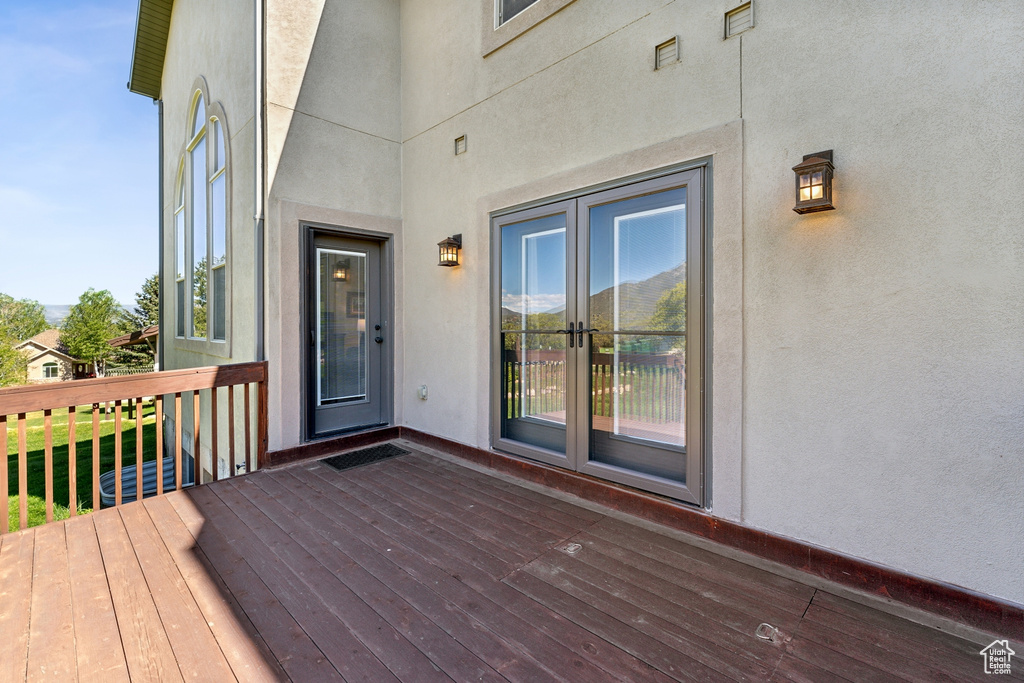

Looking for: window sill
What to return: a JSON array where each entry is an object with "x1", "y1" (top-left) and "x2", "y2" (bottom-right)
[{"x1": 481, "y1": 0, "x2": 577, "y2": 57}]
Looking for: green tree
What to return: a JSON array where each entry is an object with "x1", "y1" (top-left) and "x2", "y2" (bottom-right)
[
  {"x1": 0, "y1": 333, "x2": 27, "y2": 387},
  {"x1": 0, "y1": 293, "x2": 47, "y2": 342},
  {"x1": 119, "y1": 273, "x2": 159, "y2": 331},
  {"x1": 649, "y1": 282, "x2": 686, "y2": 333},
  {"x1": 61, "y1": 289, "x2": 122, "y2": 377},
  {"x1": 113, "y1": 274, "x2": 159, "y2": 367},
  {"x1": 193, "y1": 258, "x2": 207, "y2": 338}
]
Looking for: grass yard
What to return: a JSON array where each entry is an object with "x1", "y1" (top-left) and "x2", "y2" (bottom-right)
[{"x1": 5, "y1": 404, "x2": 159, "y2": 529}]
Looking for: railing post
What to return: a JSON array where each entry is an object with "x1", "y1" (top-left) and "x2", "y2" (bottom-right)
[
  {"x1": 44, "y1": 409, "x2": 53, "y2": 523},
  {"x1": 0, "y1": 415, "x2": 7, "y2": 534},
  {"x1": 92, "y1": 405, "x2": 100, "y2": 512},
  {"x1": 257, "y1": 375, "x2": 268, "y2": 470},
  {"x1": 18, "y1": 414, "x2": 27, "y2": 530},
  {"x1": 193, "y1": 391, "x2": 201, "y2": 485},
  {"x1": 68, "y1": 406, "x2": 77, "y2": 517}
]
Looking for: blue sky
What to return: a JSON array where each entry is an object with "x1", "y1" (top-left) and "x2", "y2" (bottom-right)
[{"x1": 0, "y1": 1, "x2": 157, "y2": 306}]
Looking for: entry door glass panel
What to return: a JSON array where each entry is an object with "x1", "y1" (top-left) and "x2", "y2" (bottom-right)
[
  {"x1": 500, "y1": 213, "x2": 568, "y2": 454},
  {"x1": 587, "y1": 187, "x2": 688, "y2": 482},
  {"x1": 318, "y1": 249, "x2": 367, "y2": 405}
]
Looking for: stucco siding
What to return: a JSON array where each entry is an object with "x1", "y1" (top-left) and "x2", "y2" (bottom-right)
[
  {"x1": 737, "y1": 1, "x2": 1024, "y2": 606},
  {"x1": 264, "y1": 0, "x2": 403, "y2": 450},
  {"x1": 398, "y1": 0, "x2": 1024, "y2": 603},
  {"x1": 160, "y1": 0, "x2": 257, "y2": 372}
]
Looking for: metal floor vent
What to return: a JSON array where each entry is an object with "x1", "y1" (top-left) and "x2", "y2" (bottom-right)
[{"x1": 322, "y1": 444, "x2": 410, "y2": 472}]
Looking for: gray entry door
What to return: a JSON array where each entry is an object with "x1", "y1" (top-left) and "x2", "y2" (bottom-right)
[{"x1": 309, "y1": 233, "x2": 386, "y2": 436}]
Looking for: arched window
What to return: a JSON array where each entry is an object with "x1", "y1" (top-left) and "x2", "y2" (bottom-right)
[
  {"x1": 42, "y1": 362, "x2": 59, "y2": 379},
  {"x1": 175, "y1": 87, "x2": 228, "y2": 342}
]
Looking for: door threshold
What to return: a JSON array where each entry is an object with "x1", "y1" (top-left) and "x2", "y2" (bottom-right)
[{"x1": 265, "y1": 424, "x2": 398, "y2": 469}]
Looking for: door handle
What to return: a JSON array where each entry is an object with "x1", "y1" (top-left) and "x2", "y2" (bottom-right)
[
  {"x1": 577, "y1": 321, "x2": 599, "y2": 348},
  {"x1": 567, "y1": 321, "x2": 575, "y2": 348}
]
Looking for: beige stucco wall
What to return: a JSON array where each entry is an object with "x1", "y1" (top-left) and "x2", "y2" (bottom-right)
[
  {"x1": 158, "y1": 0, "x2": 257, "y2": 473},
  {"x1": 152, "y1": 0, "x2": 1024, "y2": 604},
  {"x1": 160, "y1": 0, "x2": 257, "y2": 372},
  {"x1": 264, "y1": 0, "x2": 403, "y2": 450},
  {"x1": 736, "y1": 2, "x2": 1024, "y2": 605},
  {"x1": 396, "y1": 0, "x2": 1024, "y2": 605}
]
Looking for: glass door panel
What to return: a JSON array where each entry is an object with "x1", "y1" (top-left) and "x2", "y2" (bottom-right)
[
  {"x1": 498, "y1": 210, "x2": 571, "y2": 458},
  {"x1": 318, "y1": 249, "x2": 367, "y2": 405},
  {"x1": 585, "y1": 186, "x2": 689, "y2": 483}
]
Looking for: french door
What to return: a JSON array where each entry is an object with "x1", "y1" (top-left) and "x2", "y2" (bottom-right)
[
  {"x1": 308, "y1": 232, "x2": 387, "y2": 437},
  {"x1": 493, "y1": 169, "x2": 704, "y2": 504}
]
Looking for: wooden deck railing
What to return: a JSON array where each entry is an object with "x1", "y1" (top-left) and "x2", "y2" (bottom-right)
[{"x1": 0, "y1": 361, "x2": 267, "y2": 533}]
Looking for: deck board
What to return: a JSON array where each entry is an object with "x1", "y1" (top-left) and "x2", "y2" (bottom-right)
[
  {"x1": 27, "y1": 522, "x2": 76, "y2": 681},
  {"x1": 140, "y1": 494, "x2": 285, "y2": 683},
  {"x1": 234, "y1": 474, "x2": 505, "y2": 683},
  {"x1": 0, "y1": 530, "x2": 34, "y2": 682},
  {"x1": 163, "y1": 491, "x2": 341, "y2": 682},
  {"x1": 92, "y1": 506, "x2": 183, "y2": 682},
  {"x1": 295, "y1": 462, "x2": 675, "y2": 682},
  {"x1": 189, "y1": 484, "x2": 403, "y2": 683},
  {"x1": 0, "y1": 443, "x2": 1005, "y2": 682},
  {"x1": 117, "y1": 502, "x2": 236, "y2": 681},
  {"x1": 64, "y1": 515, "x2": 131, "y2": 683}
]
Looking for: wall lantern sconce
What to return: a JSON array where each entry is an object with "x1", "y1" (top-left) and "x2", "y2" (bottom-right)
[
  {"x1": 792, "y1": 150, "x2": 835, "y2": 214},
  {"x1": 437, "y1": 234, "x2": 462, "y2": 267},
  {"x1": 332, "y1": 259, "x2": 351, "y2": 282}
]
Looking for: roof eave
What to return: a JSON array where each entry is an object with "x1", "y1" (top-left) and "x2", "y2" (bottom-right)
[{"x1": 127, "y1": 0, "x2": 174, "y2": 99}]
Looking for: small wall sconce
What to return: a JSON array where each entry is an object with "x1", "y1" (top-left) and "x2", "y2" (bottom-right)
[
  {"x1": 332, "y1": 258, "x2": 351, "y2": 282},
  {"x1": 438, "y1": 234, "x2": 462, "y2": 267},
  {"x1": 792, "y1": 150, "x2": 835, "y2": 214}
]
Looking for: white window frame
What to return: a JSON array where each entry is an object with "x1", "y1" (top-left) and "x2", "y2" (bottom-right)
[
  {"x1": 42, "y1": 362, "x2": 59, "y2": 379},
  {"x1": 172, "y1": 77, "x2": 231, "y2": 356}
]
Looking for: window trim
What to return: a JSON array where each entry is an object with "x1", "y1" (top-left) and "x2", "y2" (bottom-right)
[
  {"x1": 482, "y1": 0, "x2": 578, "y2": 57},
  {"x1": 42, "y1": 362, "x2": 59, "y2": 379},
  {"x1": 171, "y1": 77, "x2": 232, "y2": 357}
]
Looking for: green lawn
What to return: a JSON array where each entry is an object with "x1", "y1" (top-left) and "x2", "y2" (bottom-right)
[{"x1": 5, "y1": 404, "x2": 159, "y2": 529}]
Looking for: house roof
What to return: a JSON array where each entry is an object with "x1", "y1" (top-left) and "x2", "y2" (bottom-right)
[
  {"x1": 108, "y1": 324, "x2": 159, "y2": 348},
  {"x1": 17, "y1": 329, "x2": 67, "y2": 354},
  {"x1": 15, "y1": 329, "x2": 79, "y2": 364},
  {"x1": 127, "y1": 0, "x2": 174, "y2": 99}
]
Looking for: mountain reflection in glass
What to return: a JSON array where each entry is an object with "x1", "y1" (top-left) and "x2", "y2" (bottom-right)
[
  {"x1": 500, "y1": 213, "x2": 568, "y2": 454},
  {"x1": 318, "y1": 249, "x2": 367, "y2": 406},
  {"x1": 588, "y1": 187, "x2": 687, "y2": 481}
]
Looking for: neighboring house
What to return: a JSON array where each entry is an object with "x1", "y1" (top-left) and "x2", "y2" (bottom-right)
[
  {"x1": 127, "y1": 0, "x2": 1024, "y2": 612},
  {"x1": 14, "y1": 329, "x2": 84, "y2": 383}
]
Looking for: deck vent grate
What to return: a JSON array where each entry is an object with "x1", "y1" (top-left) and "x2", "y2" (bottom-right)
[
  {"x1": 322, "y1": 443, "x2": 410, "y2": 472},
  {"x1": 655, "y1": 37, "x2": 679, "y2": 69},
  {"x1": 725, "y1": 2, "x2": 753, "y2": 38}
]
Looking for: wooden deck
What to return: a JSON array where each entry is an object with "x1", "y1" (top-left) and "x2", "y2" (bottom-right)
[{"x1": 0, "y1": 442, "x2": 1014, "y2": 682}]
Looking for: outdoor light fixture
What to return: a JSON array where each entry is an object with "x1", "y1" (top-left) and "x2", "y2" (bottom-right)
[
  {"x1": 792, "y1": 150, "x2": 835, "y2": 214},
  {"x1": 332, "y1": 259, "x2": 351, "y2": 282},
  {"x1": 437, "y1": 234, "x2": 462, "y2": 267}
]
